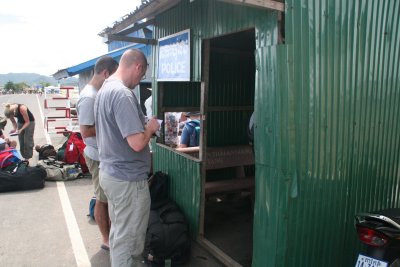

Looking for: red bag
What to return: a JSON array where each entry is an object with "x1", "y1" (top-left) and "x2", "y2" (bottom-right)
[
  {"x1": 64, "y1": 132, "x2": 88, "y2": 173},
  {"x1": 0, "y1": 148, "x2": 22, "y2": 169}
]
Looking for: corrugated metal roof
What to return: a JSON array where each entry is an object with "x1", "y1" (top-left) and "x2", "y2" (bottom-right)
[
  {"x1": 52, "y1": 43, "x2": 147, "y2": 80},
  {"x1": 99, "y1": 0, "x2": 285, "y2": 37},
  {"x1": 98, "y1": 0, "x2": 182, "y2": 37}
]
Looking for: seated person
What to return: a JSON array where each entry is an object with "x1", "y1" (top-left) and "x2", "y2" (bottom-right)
[
  {"x1": 0, "y1": 138, "x2": 22, "y2": 169},
  {"x1": 0, "y1": 138, "x2": 9, "y2": 151},
  {"x1": 0, "y1": 116, "x2": 16, "y2": 148},
  {"x1": 178, "y1": 112, "x2": 188, "y2": 134},
  {"x1": 179, "y1": 111, "x2": 201, "y2": 148}
]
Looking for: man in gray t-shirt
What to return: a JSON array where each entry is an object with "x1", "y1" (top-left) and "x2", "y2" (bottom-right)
[
  {"x1": 94, "y1": 49, "x2": 159, "y2": 266},
  {"x1": 76, "y1": 55, "x2": 118, "y2": 252}
]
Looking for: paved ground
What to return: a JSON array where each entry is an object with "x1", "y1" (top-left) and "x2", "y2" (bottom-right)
[{"x1": 0, "y1": 93, "x2": 223, "y2": 267}]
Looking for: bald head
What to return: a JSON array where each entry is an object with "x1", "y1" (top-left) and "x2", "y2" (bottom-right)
[
  {"x1": 120, "y1": 49, "x2": 147, "y2": 68},
  {"x1": 115, "y1": 48, "x2": 148, "y2": 89}
]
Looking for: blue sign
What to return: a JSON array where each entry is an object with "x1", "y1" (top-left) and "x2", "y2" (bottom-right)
[{"x1": 157, "y1": 29, "x2": 190, "y2": 81}]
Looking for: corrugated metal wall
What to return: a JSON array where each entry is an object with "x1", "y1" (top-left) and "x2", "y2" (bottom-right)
[
  {"x1": 153, "y1": 145, "x2": 201, "y2": 235},
  {"x1": 251, "y1": 0, "x2": 400, "y2": 266},
  {"x1": 162, "y1": 82, "x2": 200, "y2": 108},
  {"x1": 253, "y1": 45, "x2": 295, "y2": 267}
]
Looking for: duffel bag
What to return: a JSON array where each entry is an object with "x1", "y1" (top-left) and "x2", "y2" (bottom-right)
[
  {"x1": 0, "y1": 161, "x2": 46, "y2": 193},
  {"x1": 37, "y1": 159, "x2": 82, "y2": 181}
]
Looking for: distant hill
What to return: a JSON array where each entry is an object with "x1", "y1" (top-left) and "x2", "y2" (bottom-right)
[{"x1": 0, "y1": 73, "x2": 78, "y2": 86}]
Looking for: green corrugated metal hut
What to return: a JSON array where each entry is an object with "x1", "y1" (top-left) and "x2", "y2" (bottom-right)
[{"x1": 101, "y1": 0, "x2": 400, "y2": 266}]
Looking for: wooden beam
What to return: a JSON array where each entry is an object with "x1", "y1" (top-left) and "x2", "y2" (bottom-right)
[
  {"x1": 163, "y1": 107, "x2": 201, "y2": 112},
  {"x1": 218, "y1": 0, "x2": 285, "y2": 12},
  {"x1": 197, "y1": 237, "x2": 242, "y2": 267},
  {"x1": 117, "y1": 18, "x2": 156, "y2": 36},
  {"x1": 155, "y1": 143, "x2": 201, "y2": 162},
  {"x1": 104, "y1": 34, "x2": 157, "y2": 45},
  {"x1": 207, "y1": 105, "x2": 253, "y2": 112}
]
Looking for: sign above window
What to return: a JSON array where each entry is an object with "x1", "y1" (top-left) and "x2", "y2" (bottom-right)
[{"x1": 157, "y1": 29, "x2": 190, "y2": 81}]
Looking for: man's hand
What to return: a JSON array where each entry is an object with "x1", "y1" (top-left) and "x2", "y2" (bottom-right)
[
  {"x1": 146, "y1": 117, "x2": 160, "y2": 135},
  {"x1": 126, "y1": 117, "x2": 161, "y2": 152}
]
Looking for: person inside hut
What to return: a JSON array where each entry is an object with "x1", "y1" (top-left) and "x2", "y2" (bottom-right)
[{"x1": 179, "y1": 111, "x2": 201, "y2": 148}]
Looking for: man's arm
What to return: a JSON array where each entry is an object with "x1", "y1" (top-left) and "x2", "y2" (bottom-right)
[
  {"x1": 179, "y1": 126, "x2": 189, "y2": 148},
  {"x1": 80, "y1": 125, "x2": 96, "y2": 138},
  {"x1": 10, "y1": 117, "x2": 17, "y2": 132},
  {"x1": 18, "y1": 105, "x2": 31, "y2": 132},
  {"x1": 126, "y1": 117, "x2": 159, "y2": 152}
]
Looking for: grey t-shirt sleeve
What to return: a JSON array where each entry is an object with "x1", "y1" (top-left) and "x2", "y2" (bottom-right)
[
  {"x1": 77, "y1": 97, "x2": 95, "y2": 126},
  {"x1": 114, "y1": 91, "x2": 145, "y2": 139}
]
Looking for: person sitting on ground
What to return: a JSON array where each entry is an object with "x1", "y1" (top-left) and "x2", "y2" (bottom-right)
[
  {"x1": 0, "y1": 138, "x2": 23, "y2": 170},
  {"x1": 179, "y1": 111, "x2": 201, "y2": 148},
  {"x1": 0, "y1": 129, "x2": 17, "y2": 149},
  {"x1": 3, "y1": 103, "x2": 35, "y2": 160},
  {"x1": 0, "y1": 117, "x2": 17, "y2": 149},
  {"x1": 0, "y1": 138, "x2": 10, "y2": 151}
]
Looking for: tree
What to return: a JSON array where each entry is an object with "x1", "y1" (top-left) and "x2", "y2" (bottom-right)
[
  {"x1": 15, "y1": 82, "x2": 29, "y2": 93},
  {"x1": 40, "y1": 81, "x2": 51, "y2": 88},
  {"x1": 4, "y1": 81, "x2": 15, "y2": 91}
]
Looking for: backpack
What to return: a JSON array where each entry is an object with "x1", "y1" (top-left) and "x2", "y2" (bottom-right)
[
  {"x1": 37, "y1": 159, "x2": 83, "y2": 181},
  {"x1": 148, "y1": 171, "x2": 170, "y2": 210},
  {"x1": 56, "y1": 141, "x2": 67, "y2": 161},
  {"x1": 36, "y1": 144, "x2": 57, "y2": 160},
  {"x1": 143, "y1": 201, "x2": 191, "y2": 266},
  {"x1": 63, "y1": 132, "x2": 88, "y2": 173},
  {"x1": 186, "y1": 120, "x2": 200, "y2": 147},
  {"x1": 0, "y1": 148, "x2": 22, "y2": 169}
]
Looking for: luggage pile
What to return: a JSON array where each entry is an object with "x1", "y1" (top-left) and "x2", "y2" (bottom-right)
[{"x1": 37, "y1": 132, "x2": 88, "y2": 181}]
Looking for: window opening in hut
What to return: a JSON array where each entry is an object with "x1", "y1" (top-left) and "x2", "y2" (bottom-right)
[{"x1": 156, "y1": 81, "x2": 201, "y2": 159}]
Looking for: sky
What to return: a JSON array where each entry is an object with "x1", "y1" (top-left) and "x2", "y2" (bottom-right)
[{"x1": 0, "y1": 0, "x2": 142, "y2": 76}]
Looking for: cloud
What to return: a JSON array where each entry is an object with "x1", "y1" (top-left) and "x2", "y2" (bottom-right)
[
  {"x1": 0, "y1": 13, "x2": 26, "y2": 25},
  {"x1": 0, "y1": 0, "x2": 141, "y2": 75}
]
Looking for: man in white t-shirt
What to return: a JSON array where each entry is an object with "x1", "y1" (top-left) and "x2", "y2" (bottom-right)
[{"x1": 76, "y1": 56, "x2": 118, "y2": 251}]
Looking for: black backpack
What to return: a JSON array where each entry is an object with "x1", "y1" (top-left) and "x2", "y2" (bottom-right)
[
  {"x1": 148, "y1": 171, "x2": 170, "y2": 210},
  {"x1": 145, "y1": 171, "x2": 191, "y2": 266},
  {"x1": 143, "y1": 201, "x2": 191, "y2": 266}
]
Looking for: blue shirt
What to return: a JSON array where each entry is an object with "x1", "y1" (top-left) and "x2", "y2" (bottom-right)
[{"x1": 180, "y1": 120, "x2": 200, "y2": 147}]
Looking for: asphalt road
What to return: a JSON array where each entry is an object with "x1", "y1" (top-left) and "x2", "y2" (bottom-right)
[{"x1": 0, "y1": 93, "x2": 221, "y2": 267}]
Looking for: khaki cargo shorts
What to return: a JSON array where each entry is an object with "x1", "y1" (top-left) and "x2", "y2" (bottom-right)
[{"x1": 84, "y1": 154, "x2": 107, "y2": 203}]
